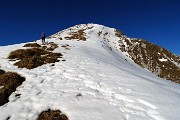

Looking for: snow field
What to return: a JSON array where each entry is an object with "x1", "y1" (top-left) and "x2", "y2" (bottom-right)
[{"x1": 0, "y1": 24, "x2": 180, "y2": 120}]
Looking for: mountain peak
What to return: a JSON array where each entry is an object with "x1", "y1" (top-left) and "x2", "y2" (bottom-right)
[
  {"x1": 49, "y1": 24, "x2": 180, "y2": 82},
  {"x1": 0, "y1": 23, "x2": 180, "y2": 120}
]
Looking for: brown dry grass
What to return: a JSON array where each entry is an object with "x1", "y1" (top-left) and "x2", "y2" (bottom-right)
[
  {"x1": 43, "y1": 53, "x2": 63, "y2": 64},
  {"x1": 98, "y1": 31, "x2": 102, "y2": 36},
  {"x1": 46, "y1": 43, "x2": 59, "y2": 51},
  {"x1": 8, "y1": 42, "x2": 65, "y2": 69},
  {"x1": 115, "y1": 29, "x2": 124, "y2": 37},
  {"x1": 63, "y1": 26, "x2": 94, "y2": 41},
  {"x1": 128, "y1": 40, "x2": 180, "y2": 83},
  {"x1": 61, "y1": 44, "x2": 71, "y2": 50},
  {"x1": 41, "y1": 45, "x2": 48, "y2": 50},
  {"x1": 8, "y1": 48, "x2": 48, "y2": 60},
  {"x1": 0, "y1": 71, "x2": 25, "y2": 106},
  {"x1": 23, "y1": 43, "x2": 41, "y2": 47},
  {"x1": 0, "y1": 69, "x2": 5, "y2": 75},
  {"x1": 65, "y1": 30, "x2": 86, "y2": 41},
  {"x1": 8, "y1": 48, "x2": 63, "y2": 69},
  {"x1": 24, "y1": 42, "x2": 59, "y2": 51},
  {"x1": 37, "y1": 109, "x2": 68, "y2": 120}
]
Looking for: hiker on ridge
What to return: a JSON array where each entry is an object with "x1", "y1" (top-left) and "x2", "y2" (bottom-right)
[{"x1": 41, "y1": 32, "x2": 46, "y2": 44}]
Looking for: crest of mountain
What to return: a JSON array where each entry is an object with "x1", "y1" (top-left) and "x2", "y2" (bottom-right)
[
  {"x1": 0, "y1": 23, "x2": 180, "y2": 120},
  {"x1": 49, "y1": 23, "x2": 180, "y2": 83}
]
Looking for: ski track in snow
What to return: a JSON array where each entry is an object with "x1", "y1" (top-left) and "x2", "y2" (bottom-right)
[{"x1": 0, "y1": 24, "x2": 180, "y2": 120}]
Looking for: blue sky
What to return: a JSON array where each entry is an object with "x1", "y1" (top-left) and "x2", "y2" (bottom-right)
[{"x1": 0, "y1": 0, "x2": 179, "y2": 55}]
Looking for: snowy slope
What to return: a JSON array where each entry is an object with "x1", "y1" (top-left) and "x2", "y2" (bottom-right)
[{"x1": 0, "y1": 24, "x2": 180, "y2": 120}]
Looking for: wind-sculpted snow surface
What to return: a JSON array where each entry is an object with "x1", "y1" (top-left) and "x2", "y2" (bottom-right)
[
  {"x1": 50, "y1": 24, "x2": 180, "y2": 82},
  {"x1": 0, "y1": 24, "x2": 180, "y2": 120}
]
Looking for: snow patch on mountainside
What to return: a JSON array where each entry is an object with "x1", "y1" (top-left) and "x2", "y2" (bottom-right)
[{"x1": 159, "y1": 58, "x2": 168, "y2": 62}]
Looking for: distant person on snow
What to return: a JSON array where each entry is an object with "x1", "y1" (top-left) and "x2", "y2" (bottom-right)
[{"x1": 41, "y1": 32, "x2": 46, "y2": 44}]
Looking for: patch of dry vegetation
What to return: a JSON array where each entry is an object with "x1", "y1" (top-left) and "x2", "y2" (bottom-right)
[
  {"x1": 115, "y1": 35, "x2": 179, "y2": 83},
  {"x1": 24, "y1": 42, "x2": 59, "y2": 51},
  {"x1": 115, "y1": 29, "x2": 124, "y2": 37},
  {"x1": 23, "y1": 43, "x2": 41, "y2": 47},
  {"x1": 128, "y1": 40, "x2": 180, "y2": 83},
  {"x1": 0, "y1": 69, "x2": 5, "y2": 75},
  {"x1": 46, "y1": 42, "x2": 59, "y2": 51},
  {"x1": 98, "y1": 31, "x2": 102, "y2": 36},
  {"x1": 65, "y1": 29, "x2": 86, "y2": 41},
  {"x1": 8, "y1": 42, "x2": 63, "y2": 69},
  {"x1": 37, "y1": 109, "x2": 68, "y2": 120},
  {"x1": 0, "y1": 70, "x2": 25, "y2": 106},
  {"x1": 61, "y1": 44, "x2": 71, "y2": 50}
]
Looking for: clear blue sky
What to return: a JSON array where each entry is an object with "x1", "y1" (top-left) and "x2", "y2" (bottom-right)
[{"x1": 0, "y1": 0, "x2": 179, "y2": 55}]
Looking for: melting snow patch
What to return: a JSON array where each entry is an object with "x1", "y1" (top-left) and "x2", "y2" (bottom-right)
[
  {"x1": 159, "y1": 58, "x2": 167, "y2": 62},
  {"x1": 0, "y1": 86, "x2": 4, "y2": 89}
]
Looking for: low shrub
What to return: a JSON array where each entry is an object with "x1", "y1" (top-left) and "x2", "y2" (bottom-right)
[
  {"x1": 37, "y1": 109, "x2": 68, "y2": 120},
  {"x1": 0, "y1": 69, "x2": 5, "y2": 75},
  {"x1": 8, "y1": 48, "x2": 63, "y2": 69},
  {"x1": 0, "y1": 72, "x2": 25, "y2": 106},
  {"x1": 23, "y1": 43, "x2": 41, "y2": 47}
]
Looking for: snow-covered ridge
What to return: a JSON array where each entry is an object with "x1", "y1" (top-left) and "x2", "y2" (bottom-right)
[
  {"x1": 0, "y1": 23, "x2": 180, "y2": 120},
  {"x1": 50, "y1": 23, "x2": 180, "y2": 82},
  {"x1": 50, "y1": 23, "x2": 132, "y2": 59}
]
